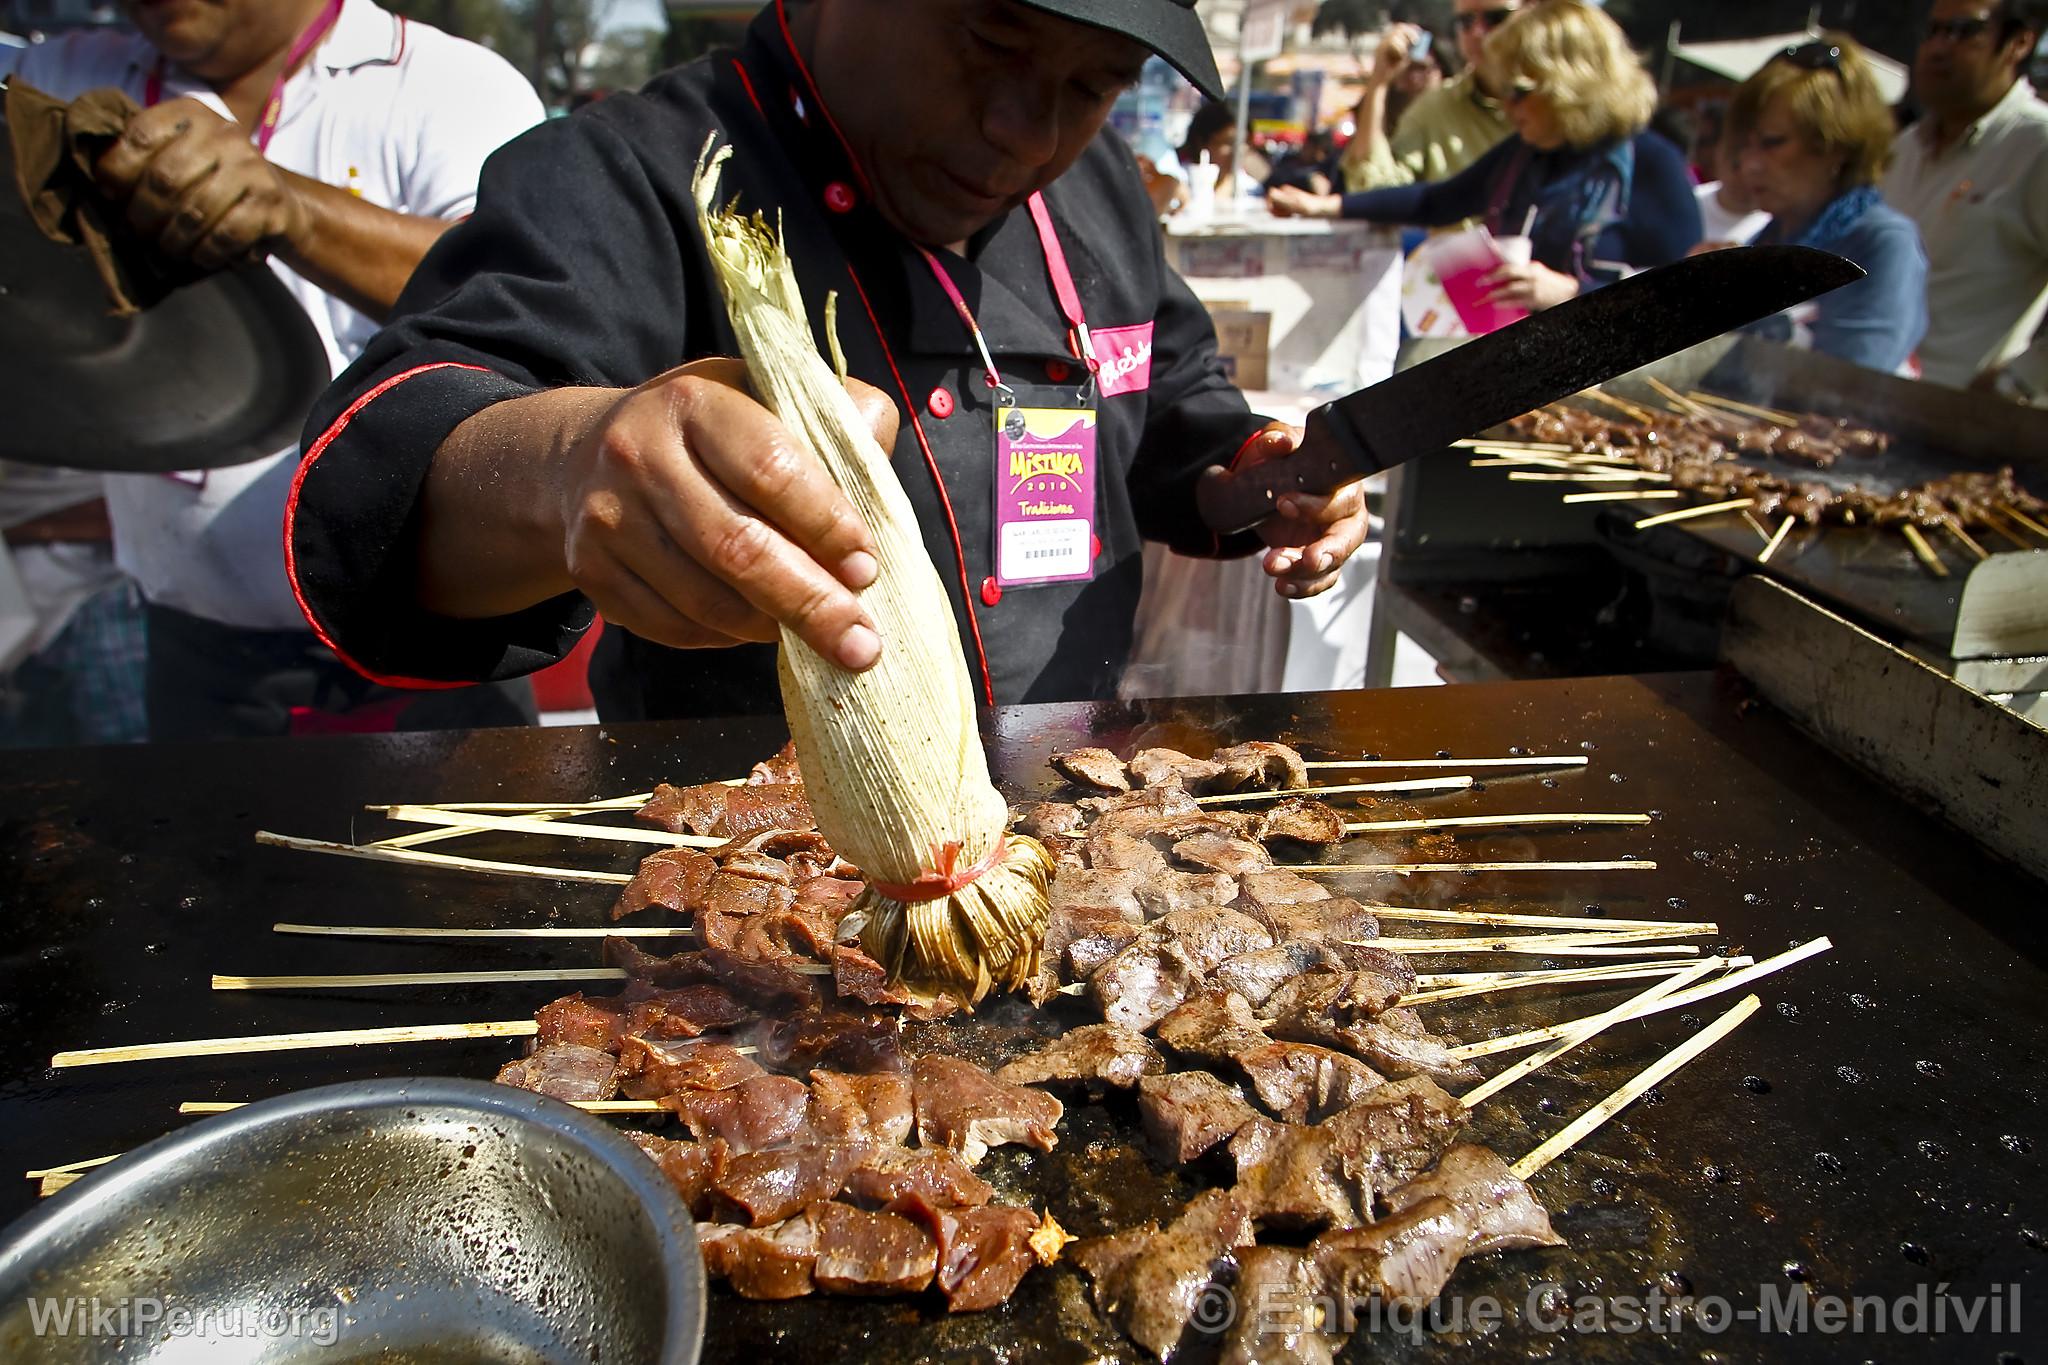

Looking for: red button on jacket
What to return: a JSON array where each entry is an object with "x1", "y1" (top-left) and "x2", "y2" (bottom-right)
[{"x1": 927, "y1": 386, "x2": 955, "y2": 419}]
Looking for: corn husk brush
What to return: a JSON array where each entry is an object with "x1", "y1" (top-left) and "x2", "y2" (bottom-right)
[{"x1": 692, "y1": 141, "x2": 1050, "y2": 1006}]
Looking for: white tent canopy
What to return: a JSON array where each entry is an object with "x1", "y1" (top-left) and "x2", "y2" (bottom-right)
[{"x1": 1670, "y1": 31, "x2": 1910, "y2": 106}]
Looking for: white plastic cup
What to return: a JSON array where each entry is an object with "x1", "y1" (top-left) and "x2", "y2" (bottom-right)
[
  {"x1": 1494, "y1": 234, "x2": 1533, "y2": 267},
  {"x1": 1186, "y1": 159, "x2": 1221, "y2": 219}
]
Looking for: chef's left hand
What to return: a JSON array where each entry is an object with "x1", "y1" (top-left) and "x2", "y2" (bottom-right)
[
  {"x1": 94, "y1": 98, "x2": 310, "y2": 271},
  {"x1": 1478, "y1": 258, "x2": 1581, "y2": 312},
  {"x1": 1230, "y1": 423, "x2": 1370, "y2": 599}
]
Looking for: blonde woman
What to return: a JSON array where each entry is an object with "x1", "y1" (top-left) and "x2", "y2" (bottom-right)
[
  {"x1": 1729, "y1": 38, "x2": 1927, "y2": 373},
  {"x1": 1272, "y1": 0, "x2": 1700, "y2": 313}
]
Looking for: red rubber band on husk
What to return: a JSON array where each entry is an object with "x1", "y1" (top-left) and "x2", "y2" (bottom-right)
[{"x1": 865, "y1": 836, "x2": 1007, "y2": 903}]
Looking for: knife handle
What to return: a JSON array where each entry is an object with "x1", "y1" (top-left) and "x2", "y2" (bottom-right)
[{"x1": 1196, "y1": 407, "x2": 1362, "y2": 535}]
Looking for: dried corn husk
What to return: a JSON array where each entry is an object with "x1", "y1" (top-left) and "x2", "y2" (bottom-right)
[{"x1": 692, "y1": 141, "x2": 1050, "y2": 1005}]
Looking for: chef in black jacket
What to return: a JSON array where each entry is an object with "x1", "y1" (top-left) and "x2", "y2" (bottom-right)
[{"x1": 286, "y1": 0, "x2": 1370, "y2": 721}]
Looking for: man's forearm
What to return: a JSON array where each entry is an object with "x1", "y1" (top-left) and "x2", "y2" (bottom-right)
[
  {"x1": 276, "y1": 170, "x2": 456, "y2": 321},
  {"x1": 413, "y1": 385, "x2": 622, "y2": 618}
]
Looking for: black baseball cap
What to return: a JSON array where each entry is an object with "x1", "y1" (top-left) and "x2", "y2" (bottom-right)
[{"x1": 1013, "y1": 0, "x2": 1226, "y2": 99}]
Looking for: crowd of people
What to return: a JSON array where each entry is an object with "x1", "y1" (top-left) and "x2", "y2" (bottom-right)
[{"x1": 1, "y1": 0, "x2": 2044, "y2": 751}]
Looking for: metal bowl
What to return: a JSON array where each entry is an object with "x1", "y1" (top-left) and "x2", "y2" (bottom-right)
[{"x1": 0, "y1": 1077, "x2": 706, "y2": 1363}]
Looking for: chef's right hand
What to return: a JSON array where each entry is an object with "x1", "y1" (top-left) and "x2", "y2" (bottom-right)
[{"x1": 558, "y1": 358, "x2": 894, "y2": 671}]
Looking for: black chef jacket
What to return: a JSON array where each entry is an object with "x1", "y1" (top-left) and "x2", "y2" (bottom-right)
[{"x1": 287, "y1": 5, "x2": 1269, "y2": 722}]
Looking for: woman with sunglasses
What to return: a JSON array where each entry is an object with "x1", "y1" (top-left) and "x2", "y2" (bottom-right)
[
  {"x1": 1272, "y1": 0, "x2": 1699, "y2": 315},
  {"x1": 1725, "y1": 37, "x2": 1928, "y2": 373}
]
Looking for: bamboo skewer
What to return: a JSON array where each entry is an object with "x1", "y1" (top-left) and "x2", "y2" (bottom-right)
[
  {"x1": 52, "y1": 1020, "x2": 542, "y2": 1069},
  {"x1": 1361, "y1": 904, "x2": 1714, "y2": 933},
  {"x1": 1900, "y1": 523, "x2": 1949, "y2": 577},
  {"x1": 1758, "y1": 516, "x2": 1797, "y2": 564},
  {"x1": 2003, "y1": 504, "x2": 2048, "y2": 539},
  {"x1": 1413, "y1": 959, "x2": 1708, "y2": 989},
  {"x1": 179, "y1": 1098, "x2": 669, "y2": 1117},
  {"x1": 1644, "y1": 376, "x2": 1713, "y2": 420},
  {"x1": 1303, "y1": 756, "x2": 1588, "y2": 772},
  {"x1": 1510, "y1": 995, "x2": 1762, "y2": 1180},
  {"x1": 1981, "y1": 512, "x2": 2034, "y2": 551},
  {"x1": 1454, "y1": 438, "x2": 1576, "y2": 452},
  {"x1": 1685, "y1": 390, "x2": 1799, "y2": 426},
  {"x1": 1359, "y1": 925, "x2": 1707, "y2": 955},
  {"x1": 25, "y1": 1154, "x2": 119, "y2": 1180},
  {"x1": 1739, "y1": 509, "x2": 1773, "y2": 542},
  {"x1": 1194, "y1": 776, "x2": 1475, "y2": 805},
  {"x1": 272, "y1": 923, "x2": 697, "y2": 941},
  {"x1": 212, "y1": 969, "x2": 632, "y2": 991},
  {"x1": 255, "y1": 831, "x2": 634, "y2": 885},
  {"x1": 1508, "y1": 471, "x2": 1670, "y2": 484},
  {"x1": 1460, "y1": 958, "x2": 1728, "y2": 1107},
  {"x1": 1941, "y1": 519, "x2": 1990, "y2": 561},
  {"x1": 1450, "y1": 937, "x2": 1830, "y2": 1060},
  {"x1": 1295, "y1": 859, "x2": 1657, "y2": 874},
  {"x1": 1563, "y1": 489, "x2": 1683, "y2": 504},
  {"x1": 405, "y1": 795, "x2": 657, "y2": 813},
  {"x1": 1633, "y1": 498, "x2": 1754, "y2": 531},
  {"x1": 377, "y1": 805, "x2": 724, "y2": 849},
  {"x1": 1405, "y1": 956, "x2": 1749, "y2": 1006},
  {"x1": 1342, "y1": 812, "x2": 1650, "y2": 835},
  {"x1": 1582, "y1": 388, "x2": 1659, "y2": 424}
]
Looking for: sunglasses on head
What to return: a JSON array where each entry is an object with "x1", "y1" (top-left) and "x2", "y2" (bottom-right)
[
  {"x1": 1925, "y1": 15, "x2": 1994, "y2": 42},
  {"x1": 1503, "y1": 77, "x2": 1540, "y2": 103},
  {"x1": 1775, "y1": 40, "x2": 1844, "y2": 71},
  {"x1": 1454, "y1": 8, "x2": 1517, "y2": 32}
]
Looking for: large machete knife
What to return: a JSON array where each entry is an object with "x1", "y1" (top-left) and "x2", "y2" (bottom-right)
[{"x1": 1196, "y1": 244, "x2": 1865, "y2": 534}]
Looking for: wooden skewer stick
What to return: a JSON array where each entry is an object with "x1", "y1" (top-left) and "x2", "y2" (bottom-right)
[
  {"x1": 1194, "y1": 776, "x2": 1474, "y2": 805},
  {"x1": 1758, "y1": 516, "x2": 1797, "y2": 564},
  {"x1": 1563, "y1": 489, "x2": 1683, "y2": 504},
  {"x1": 1739, "y1": 509, "x2": 1772, "y2": 542},
  {"x1": 1508, "y1": 471, "x2": 1670, "y2": 484},
  {"x1": 1361, "y1": 904, "x2": 1714, "y2": 932},
  {"x1": 1412, "y1": 958, "x2": 1713, "y2": 989},
  {"x1": 1980, "y1": 511, "x2": 2035, "y2": 552},
  {"x1": 24, "y1": 1153, "x2": 120, "y2": 1180},
  {"x1": 1450, "y1": 936, "x2": 1829, "y2": 1060},
  {"x1": 1461, "y1": 958, "x2": 1728, "y2": 1107},
  {"x1": 1509, "y1": 994, "x2": 1762, "y2": 1180},
  {"x1": 1406, "y1": 957, "x2": 1734, "y2": 1007},
  {"x1": 1293, "y1": 859, "x2": 1657, "y2": 874},
  {"x1": 1342, "y1": 812, "x2": 1650, "y2": 835},
  {"x1": 213, "y1": 968, "x2": 633, "y2": 991},
  {"x1": 378, "y1": 805, "x2": 724, "y2": 849},
  {"x1": 1900, "y1": 523, "x2": 1950, "y2": 578},
  {"x1": 179, "y1": 1098, "x2": 669, "y2": 1117},
  {"x1": 404, "y1": 795, "x2": 657, "y2": 813},
  {"x1": 2002, "y1": 504, "x2": 2048, "y2": 539},
  {"x1": 1454, "y1": 438, "x2": 1576, "y2": 452},
  {"x1": 52, "y1": 1020, "x2": 542, "y2": 1069},
  {"x1": 1359, "y1": 928, "x2": 1706, "y2": 957},
  {"x1": 1685, "y1": 390, "x2": 1799, "y2": 426},
  {"x1": 1644, "y1": 376, "x2": 1713, "y2": 420},
  {"x1": 273, "y1": 922, "x2": 696, "y2": 940},
  {"x1": 255, "y1": 831, "x2": 634, "y2": 885},
  {"x1": 1582, "y1": 388, "x2": 1659, "y2": 425},
  {"x1": 1304, "y1": 756, "x2": 1588, "y2": 771},
  {"x1": 1941, "y1": 518, "x2": 1991, "y2": 561},
  {"x1": 370, "y1": 804, "x2": 603, "y2": 851},
  {"x1": 1633, "y1": 498, "x2": 1754, "y2": 531}
]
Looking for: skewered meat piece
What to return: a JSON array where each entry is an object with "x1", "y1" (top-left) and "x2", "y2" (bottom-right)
[
  {"x1": 1026, "y1": 901, "x2": 1138, "y2": 1005},
  {"x1": 699, "y1": 1211, "x2": 820, "y2": 1299},
  {"x1": 1208, "y1": 741, "x2": 1309, "y2": 792},
  {"x1": 710, "y1": 1143, "x2": 867, "y2": 1227},
  {"x1": 1245, "y1": 895, "x2": 1382, "y2": 944},
  {"x1": 1229, "y1": 1077, "x2": 1469, "y2": 1230},
  {"x1": 1053, "y1": 746, "x2": 1131, "y2": 792},
  {"x1": 636, "y1": 781, "x2": 815, "y2": 838},
  {"x1": 1212, "y1": 940, "x2": 1414, "y2": 1009},
  {"x1": 1049, "y1": 866, "x2": 1146, "y2": 924},
  {"x1": 1235, "y1": 1041, "x2": 1386, "y2": 1124},
  {"x1": 1128, "y1": 747, "x2": 1227, "y2": 790},
  {"x1": 1072, "y1": 1188, "x2": 1258, "y2": 1362},
  {"x1": 627, "y1": 1131, "x2": 728, "y2": 1217},
  {"x1": 747, "y1": 741, "x2": 804, "y2": 786},
  {"x1": 762, "y1": 1005, "x2": 904, "y2": 1075},
  {"x1": 830, "y1": 943, "x2": 907, "y2": 1008},
  {"x1": 1137, "y1": 869, "x2": 1240, "y2": 919},
  {"x1": 535, "y1": 991, "x2": 627, "y2": 1051},
  {"x1": 1065, "y1": 922, "x2": 1145, "y2": 979},
  {"x1": 1170, "y1": 831, "x2": 1271, "y2": 877},
  {"x1": 625, "y1": 985, "x2": 752, "y2": 1040},
  {"x1": 1259, "y1": 966, "x2": 1408, "y2": 1030},
  {"x1": 1081, "y1": 784, "x2": 1203, "y2": 836},
  {"x1": 893, "y1": 1198, "x2": 1040, "y2": 1313},
  {"x1": 841, "y1": 1146, "x2": 994, "y2": 1209},
  {"x1": 1153, "y1": 988, "x2": 1270, "y2": 1062},
  {"x1": 663, "y1": 1073, "x2": 813, "y2": 1152},
  {"x1": 1136, "y1": 1070, "x2": 1261, "y2": 1164},
  {"x1": 911, "y1": 1055, "x2": 1064, "y2": 1165},
  {"x1": 807, "y1": 1070, "x2": 914, "y2": 1145},
  {"x1": 1235, "y1": 868, "x2": 1331, "y2": 917},
  {"x1": 995, "y1": 1024, "x2": 1165, "y2": 1090},
  {"x1": 1010, "y1": 800, "x2": 1085, "y2": 839},
  {"x1": 612, "y1": 846, "x2": 717, "y2": 919},
  {"x1": 1383, "y1": 1142, "x2": 1565, "y2": 1251},
  {"x1": 1310, "y1": 1164, "x2": 1559, "y2": 1310},
  {"x1": 617, "y1": 1037, "x2": 763, "y2": 1100},
  {"x1": 811, "y1": 1201, "x2": 939, "y2": 1295},
  {"x1": 1090, "y1": 908, "x2": 1274, "y2": 1031},
  {"x1": 1266, "y1": 992, "x2": 1482, "y2": 1090},
  {"x1": 495, "y1": 1042, "x2": 618, "y2": 1101},
  {"x1": 1085, "y1": 830, "x2": 1171, "y2": 873},
  {"x1": 1260, "y1": 796, "x2": 1346, "y2": 846},
  {"x1": 1219, "y1": 1246, "x2": 1338, "y2": 1365}
]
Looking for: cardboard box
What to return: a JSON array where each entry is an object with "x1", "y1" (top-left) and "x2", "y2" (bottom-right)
[{"x1": 1207, "y1": 308, "x2": 1271, "y2": 392}]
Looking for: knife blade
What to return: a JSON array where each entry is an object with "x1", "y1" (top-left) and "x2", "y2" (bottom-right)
[{"x1": 1195, "y1": 244, "x2": 1866, "y2": 534}]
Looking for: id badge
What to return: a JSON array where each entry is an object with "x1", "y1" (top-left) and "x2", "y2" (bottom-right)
[{"x1": 993, "y1": 382, "x2": 1097, "y2": 588}]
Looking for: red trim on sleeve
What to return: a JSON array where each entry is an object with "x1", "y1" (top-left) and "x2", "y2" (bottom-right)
[
  {"x1": 283, "y1": 361, "x2": 493, "y2": 691},
  {"x1": 840, "y1": 263, "x2": 998, "y2": 708},
  {"x1": 772, "y1": 0, "x2": 874, "y2": 198},
  {"x1": 730, "y1": 58, "x2": 765, "y2": 118}
]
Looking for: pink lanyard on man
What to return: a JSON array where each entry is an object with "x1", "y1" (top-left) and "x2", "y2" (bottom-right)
[
  {"x1": 143, "y1": 0, "x2": 344, "y2": 154},
  {"x1": 916, "y1": 196, "x2": 1105, "y2": 593}
]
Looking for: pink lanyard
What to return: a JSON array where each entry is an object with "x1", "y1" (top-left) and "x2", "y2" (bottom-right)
[
  {"x1": 143, "y1": 0, "x2": 344, "y2": 153},
  {"x1": 915, "y1": 191, "x2": 1101, "y2": 398}
]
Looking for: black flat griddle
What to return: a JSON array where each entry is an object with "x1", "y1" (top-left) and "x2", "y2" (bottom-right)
[{"x1": 2, "y1": 678, "x2": 2044, "y2": 1362}]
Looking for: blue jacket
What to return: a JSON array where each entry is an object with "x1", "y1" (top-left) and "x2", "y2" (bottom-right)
[{"x1": 1748, "y1": 197, "x2": 1928, "y2": 374}]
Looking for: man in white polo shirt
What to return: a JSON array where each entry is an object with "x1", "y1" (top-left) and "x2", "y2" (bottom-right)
[
  {"x1": 13, "y1": 0, "x2": 545, "y2": 738},
  {"x1": 1884, "y1": 0, "x2": 2048, "y2": 398}
]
